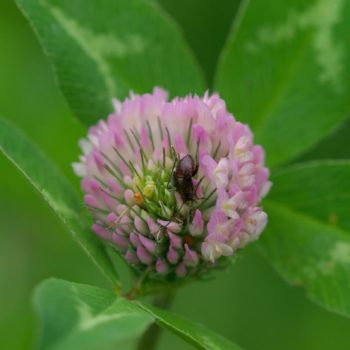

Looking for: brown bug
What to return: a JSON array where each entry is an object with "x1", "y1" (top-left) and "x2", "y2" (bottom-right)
[{"x1": 173, "y1": 154, "x2": 199, "y2": 202}]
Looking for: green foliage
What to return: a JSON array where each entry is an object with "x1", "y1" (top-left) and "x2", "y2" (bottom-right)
[
  {"x1": 0, "y1": 118, "x2": 118, "y2": 285},
  {"x1": 35, "y1": 279, "x2": 242, "y2": 350},
  {"x1": 215, "y1": 0, "x2": 350, "y2": 166},
  {"x1": 158, "y1": 0, "x2": 239, "y2": 86},
  {"x1": 262, "y1": 161, "x2": 350, "y2": 317},
  {"x1": 137, "y1": 302, "x2": 242, "y2": 350},
  {"x1": 3, "y1": 0, "x2": 350, "y2": 348},
  {"x1": 16, "y1": 0, "x2": 205, "y2": 125},
  {"x1": 34, "y1": 279, "x2": 152, "y2": 350}
]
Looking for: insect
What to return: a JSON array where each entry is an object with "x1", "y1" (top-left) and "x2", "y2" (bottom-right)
[
  {"x1": 156, "y1": 155, "x2": 198, "y2": 241},
  {"x1": 173, "y1": 154, "x2": 199, "y2": 202}
]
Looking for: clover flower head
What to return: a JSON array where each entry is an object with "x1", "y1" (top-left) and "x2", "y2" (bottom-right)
[{"x1": 73, "y1": 87, "x2": 271, "y2": 282}]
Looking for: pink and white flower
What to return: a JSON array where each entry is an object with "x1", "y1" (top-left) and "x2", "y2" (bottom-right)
[{"x1": 73, "y1": 87, "x2": 271, "y2": 281}]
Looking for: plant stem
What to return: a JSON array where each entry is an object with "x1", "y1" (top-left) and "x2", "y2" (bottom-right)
[{"x1": 136, "y1": 290, "x2": 174, "y2": 350}]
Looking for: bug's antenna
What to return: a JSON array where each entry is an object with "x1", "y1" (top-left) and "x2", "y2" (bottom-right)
[
  {"x1": 193, "y1": 137, "x2": 201, "y2": 176},
  {"x1": 167, "y1": 146, "x2": 178, "y2": 190}
]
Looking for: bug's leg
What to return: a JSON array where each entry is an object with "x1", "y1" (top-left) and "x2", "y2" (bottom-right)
[
  {"x1": 177, "y1": 201, "x2": 186, "y2": 215},
  {"x1": 187, "y1": 199, "x2": 197, "y2": 226},
  {"x1": 196, "y1": 187, "x2": 217, "y2": 206},
  {"x1": 193, "y1": 163, "x2": 199, "y2": 177},
  {"x1": 156, "y1": 204, "x2": 184, "y2": 239},
  {"x1": 194, "y1": 175, "x2": 205, "y2": 199}
]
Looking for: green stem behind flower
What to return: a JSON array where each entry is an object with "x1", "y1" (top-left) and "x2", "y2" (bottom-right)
[{"x1": 136, "y1": 290, "x2": 174, "y2": 350}]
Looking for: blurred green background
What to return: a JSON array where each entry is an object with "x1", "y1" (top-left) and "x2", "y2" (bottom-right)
[{"x1": 1, "y1": 0, "x2": 350, "y2": 349}]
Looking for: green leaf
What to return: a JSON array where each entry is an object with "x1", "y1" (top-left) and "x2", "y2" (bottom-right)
[
  {"x1": 16, "y1": 0, "x2": 205, "y2": 126},
  {"x1": 137, "y1": 301, "x2": 242, "y2": 350},
  {"x1": 298, "y1": 117, "x2": 350, "y2": 162},
  {"x1": 34, "y1": 279, "x2": 152, "y2": 350},
  {"x1": 35, "y1": 279, "x2": 242, "y2": 350},
  {"x1": 0, "y1": 118, "x2": 118, "y2": 285},
  {"x1": 261, "y1": 160, "x2": 350, "y2": 317},
  {"x1": 158, "y1": 0, "x2": 241, "y2": 86},
  {"x1": 215, "y1": 0, "x2": 350, "y2": 166}
]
